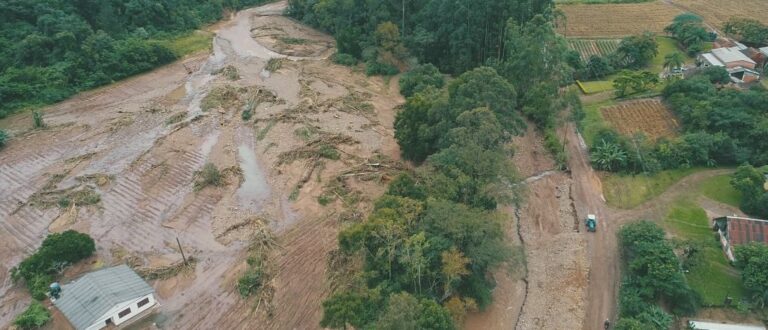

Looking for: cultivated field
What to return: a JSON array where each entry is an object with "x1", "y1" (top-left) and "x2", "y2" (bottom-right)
[
  {"x1": 568, "y1": 39, "x2": 621, "y2": 60},
  {"x1": 601, "y1": 99, "x2": 679, "y2": 140},
  {"x1": 558, "y1": 1, "x2": 682, "y2": 37},
  {"x1": 671, "y1": 0, "x2": 768, "y2": 28}
]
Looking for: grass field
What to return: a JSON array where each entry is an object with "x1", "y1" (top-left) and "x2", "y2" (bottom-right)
[
  {"x1": 580, "y1": 99, "x2": 614, "y2": 145},
  {"x1": 673, "y1": 0, "x2": 768, "y2": 28},
  {"x1": 558, "y1": 1, "x2": 682, "y2": 37},
  {"x1": 663, "y1": 199, "x2": 745, "y2": 306},
  {"x1": 698, "y1": 174, "x2": 742, "y2": 208},
  {"x1": 650, "y1": 37, "x2": 694, "y2": 74},
  {"x1": 575, "y1": 37, "x2": 687, "y2": 96},
  {"x1": 602, "y1": 168, "x2": 703, "y2": 209},
  {"x1": 577, "y1": 80, "x2": 614, "y2": 94},
  {"x1": 156, "y1": 30, "x2": 215, "y2": 57}
]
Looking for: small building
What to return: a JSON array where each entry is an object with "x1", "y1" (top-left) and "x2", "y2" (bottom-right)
[
  {"x1": 53, "y1": 265, "x2": 157, "y2": 330},
  {"x1": 743, "y1": 47, "x2": 767, "y2": 69},
  {"x1": 712, "y1": 216, "x2": 768, "y2": 261},
  {"x1": 698, "y1": 46, "x2": 760, "y2": 83},
  {"x1": 699, "y1": 53, "x2": 726, "y2": 68},
  {"x1": 689, "y1": 320, "x2": 766, "y2": 330},
  {"x1": 710, "y1": 47, "x2": 756, "y2": 70}
]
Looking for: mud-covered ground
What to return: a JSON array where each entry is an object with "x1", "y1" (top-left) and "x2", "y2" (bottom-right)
[
  {"x1": 1, "y1": 2, "x2": 745, "y2": 329},
  {"x1": 0, "y1": 2, "x2": 401, "y2": 329}
]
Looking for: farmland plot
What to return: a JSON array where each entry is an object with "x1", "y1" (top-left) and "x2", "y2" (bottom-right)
[
  {"x1": 558, "y1": 2, "x2": 682, "y2": 37},
  {"x1": 672, "y1": 0, "x2": 768, "y2": 28},
  {"x1": 600, "y1": 99, "x2": 679, "y2": 140},
  {"x1": 568, "y1": 39, "x2": 621, "y2": 61}
]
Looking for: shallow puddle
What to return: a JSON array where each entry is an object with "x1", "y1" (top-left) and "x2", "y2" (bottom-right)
[{"x1": 236, "y1": 144, "x2": 269, "y2": 210}]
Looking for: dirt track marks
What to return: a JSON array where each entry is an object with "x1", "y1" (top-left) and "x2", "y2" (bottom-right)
[
  {"x1": 267, "y1": 212, "x2": 337, "y2": 329},
  {"x1": 95, "y1": 150, "x2": 207, "y2": 253}
]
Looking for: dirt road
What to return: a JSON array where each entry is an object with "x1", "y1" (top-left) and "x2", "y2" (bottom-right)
[
  {"x1": 0, "y1": 1, "x2": 401, "y2": 328},
  {"x1": 562, "y1": 123, "x2": 622, "y2": 330},
  {"x1": 566, "y1": 119, "x2": 735, "y2": 329}
]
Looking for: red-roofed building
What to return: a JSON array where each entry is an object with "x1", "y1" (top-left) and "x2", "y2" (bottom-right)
[{"x1": 713, "y1": 216, "x2": 768, "y2": 261}]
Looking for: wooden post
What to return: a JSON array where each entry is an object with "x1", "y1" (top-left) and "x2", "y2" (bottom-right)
[{"x1": 176, "y1": 237, "x2": 187, "y2": 265}]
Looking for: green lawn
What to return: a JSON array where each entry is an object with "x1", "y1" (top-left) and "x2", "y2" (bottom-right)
[
  {"x1": 580, "y1": 99, "x2": 614, "y2": 146},
  {"x1": 576, "y1": 37, "x2": 687, "y2": 96},
  {"x1": 577, "y1": 80, "x2": 614, "y2": 94},
  {"x1": 698, "y1": 174, "x2": 742, "y2": 208},
  {"x1": 155, "y1": 30, "x2": 214, "y2": 57},
  {"x1": 649, "y1": 37, "x2": 693, "y2": 74},
  {"x1": 602, "y1": 168, "x2": 704, "y2": 209},
  {"x1": 663, "y1": 199, "x2": 745, "y2": 306}
]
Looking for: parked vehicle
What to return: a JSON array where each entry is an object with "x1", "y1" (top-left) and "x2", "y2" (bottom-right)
[{"x1": 586, "y1": 214, "x2": 597, "y2": 232}]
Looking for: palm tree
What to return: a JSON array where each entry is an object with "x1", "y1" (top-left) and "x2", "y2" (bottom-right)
[{"x1": 664, "y1": 52, "x2": 686, "y2": 73}]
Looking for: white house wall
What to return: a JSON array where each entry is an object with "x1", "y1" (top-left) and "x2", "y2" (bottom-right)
[{"x1": 84, "y1": 293, "x2": 156, "y2": 330}]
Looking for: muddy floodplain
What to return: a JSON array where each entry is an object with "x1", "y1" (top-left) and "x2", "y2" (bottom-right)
[{"x1": 0, "y1": 2, "x2": 402, "y2": 329}]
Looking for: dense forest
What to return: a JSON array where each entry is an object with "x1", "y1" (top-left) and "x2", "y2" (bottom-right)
[
  {"x1": 288, "y1": 0, "x2": 553, "y2": 74},
  {"x1": 0, "y1": 0, "x2": 268, "y2": 118},
  {"x1": 291, "y1": 0, "x2": 580, "y2": 327}
]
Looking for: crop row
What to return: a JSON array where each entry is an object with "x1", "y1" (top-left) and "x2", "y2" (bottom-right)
[
  {"x1": 601, "y1": 99, "x2": 679, "y2": 140},
  {"x1": 568, "y1": 39, "x2": 621, "y2": 61}
]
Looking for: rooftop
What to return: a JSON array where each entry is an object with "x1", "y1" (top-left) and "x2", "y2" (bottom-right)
[
  {"x1": 689, "y1": 320, "x2": 765, "y2": 330},
  {"x1": 725, "y1": 216, "x2": 768, "y2": 246},
  {"x1": 53, "y1": 265, "x2": 154, "y2": 330},
  {"x1": 711, "y1": 47, "x2": 756, "y2": 65},
  {"x1": 760, "y1": 47, "x2": 768, "y2": 57},
  {"x1": 701, "y1": 53, "x2": 725, "y2": 67}
]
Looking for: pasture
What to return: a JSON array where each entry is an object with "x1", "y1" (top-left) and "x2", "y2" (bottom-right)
[
  {"x1": 600, "y1": 99, "x2": 679, "y2": 140},
  {"x1": 558, "y1": 1, "x2": 682, "y2": 37}
]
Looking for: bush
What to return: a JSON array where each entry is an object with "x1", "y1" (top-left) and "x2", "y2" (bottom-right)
[
  {"x1": 11, "y1": 230, "x2": 95, "y2": 299},
  {"x1": 195, "y1": 163, "x2": 223, "y2": 190},
  {"x1": 318, "y1": 144, "x2": 340, "y2": 160},
  {"x1": 241, "y1": 109, "x2": 253, "y2": 121},
  {"x1": 730, "y1": 164, "x2": 768, "y2": 218},
  {"x1": 399, "y1": 64, "x2": 445, "y2": 97},
  {"x1": 365, "y1": 61, "x2": 399, "y2": 76},
  {"x1": 32, "y1": 111, "x2": 45, "y2": 129},
  {"x1": 0, "y1": 129, "x2": 9, "y2": 149},
  {"x1": 237, "y1": 268, "x2": 264, "y2": 297},
  {"x1": 266, "y1": 58, "x2": 284, "y2": 72},
  {"x1": 14, "y1": 301, "x2": 51, "y2": 330},
  {"x1": 333, "y1": 53, "x2": 358, "y2": 66}
]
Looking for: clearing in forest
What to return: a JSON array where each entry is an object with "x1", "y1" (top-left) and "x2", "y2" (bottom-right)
[
  {"x1": 558, "y1": 2, "x2": 681, "y2": 37},
  {"x1": 672, "y1": 0, "x2": 768, "y2": 28},
  {"x1": 600, "y1": 99, "x2": 679, "y2": 140},
  {"x1": 568, "y1": 39, "x2": 621, "y2": 61}
]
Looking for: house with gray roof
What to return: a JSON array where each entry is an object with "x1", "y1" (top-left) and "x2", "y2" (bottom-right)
[
  {"x1": 53, "y1": 264, "x2": 157, "y2": 330},
  {"x1": 698, "y1": 46, "x2": 761, "y2": 83}
]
